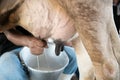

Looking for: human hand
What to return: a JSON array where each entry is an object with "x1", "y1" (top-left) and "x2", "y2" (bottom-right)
[{"x1": 27, "y1": 36, "x2": 47, "y2": 55}]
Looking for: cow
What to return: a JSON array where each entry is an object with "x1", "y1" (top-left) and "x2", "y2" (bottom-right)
[{"x1": 0, "y1": 0, "x2": 120, "y2": 80}]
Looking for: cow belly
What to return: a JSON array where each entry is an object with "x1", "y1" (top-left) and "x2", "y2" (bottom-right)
[{"x1": 16, "y1": 0, "x2": 76, "y2": 41}]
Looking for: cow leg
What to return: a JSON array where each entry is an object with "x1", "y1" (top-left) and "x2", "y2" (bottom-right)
[
  {"x1": 57, "y1": 0, "x2": 119, "y2": 79},
  {"x1": 108, "y1": 11, "x2": 120, "y2": 78},
  {"x1": 72, "y1": 37, "x2": 95, "y2": 80},
  {"x1": 108, "y1": 12, "x2": 120, "y2": 65},
  {"x1": 74, "y1": 13, "x2": 119, "y2": 80}
]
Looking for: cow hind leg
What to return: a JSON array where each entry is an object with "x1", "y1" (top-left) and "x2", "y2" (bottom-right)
[
  {"x1": 108, "y1": 14, "x2": 120, "y2": 79},
  {"x1": 108, "y1": 14, "x2": 120, "y2": 65},
  {"x1": 75, "y1": 19, "x2": 119, "y2": 80},
  {"x1": 72, "y1": 38, "x2": 95, "y2": 80}
]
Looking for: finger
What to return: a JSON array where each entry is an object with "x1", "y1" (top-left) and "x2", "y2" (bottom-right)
[
  {"x1": 34, "y1": 39, "x2": 47, "y2": 47},
  {"x1": 30, "y1": 48, "x2": 44, "y2": 55},
  {"x1": 41, "y1": 39, "x2": 47, "y2": 47}
]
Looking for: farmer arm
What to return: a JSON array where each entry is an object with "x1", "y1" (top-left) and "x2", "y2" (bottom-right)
[{"x1": 4, "y1": 28, "x2": 47, "y2": 55}]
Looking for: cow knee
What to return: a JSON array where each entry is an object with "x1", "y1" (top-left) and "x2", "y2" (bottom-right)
[{"x1": 103, "y1": 59, "x2": 119, "y2": 80}]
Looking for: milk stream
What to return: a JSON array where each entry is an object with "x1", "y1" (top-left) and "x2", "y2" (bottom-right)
[
  {"x1": 36, "y1": 53, "x2": 50, "y2": 70},
  {"x1": 37, "y1": 56, "x2": 40, "y2": 70}
]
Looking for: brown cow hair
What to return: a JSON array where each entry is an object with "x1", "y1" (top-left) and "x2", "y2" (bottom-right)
[{"x1": 0, "y1": 0, "x2": 24, "y2": 32}]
